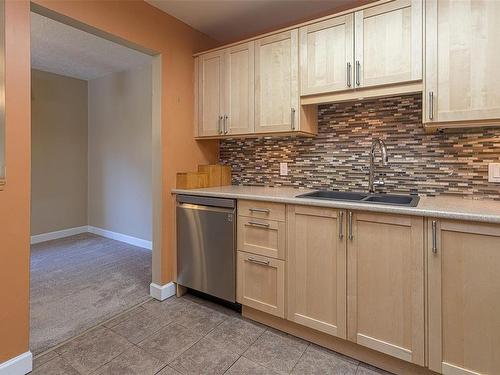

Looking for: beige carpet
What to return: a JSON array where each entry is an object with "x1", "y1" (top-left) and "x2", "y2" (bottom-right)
[{"x1": 30, "y1": 232, "x2": 152, "y2": 354}]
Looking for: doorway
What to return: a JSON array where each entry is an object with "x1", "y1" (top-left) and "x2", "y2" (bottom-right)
[{"x1": 29, "y1": 10, "x2": 162, "y2": 355}]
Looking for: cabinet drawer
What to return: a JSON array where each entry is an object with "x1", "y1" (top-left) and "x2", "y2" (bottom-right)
[
  {"x1": 237, "y1": 251, "x2": 285, "y2": 318},
  {"x1": 237, "y1": 216, "x2": 286, "y2": 259},
  {"x1": 238, "y1": 200, "x2": 285, "y2": 222}
]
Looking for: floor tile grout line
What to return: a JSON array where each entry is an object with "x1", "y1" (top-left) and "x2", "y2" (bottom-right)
[
  {"x1": 288, "y1": 342, "x2": 310, "y2": 374},
  {"x1": 33, "y1": 297, "x2": 154, "y2": 359}
]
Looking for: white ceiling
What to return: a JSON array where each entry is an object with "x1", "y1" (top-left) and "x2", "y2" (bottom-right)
[
  {"x1": 31, "y1": 12, "x2": 152, "y2": 81},
  {"x1": 146, "y1": 0, "x2": 362, "y2": 43}
]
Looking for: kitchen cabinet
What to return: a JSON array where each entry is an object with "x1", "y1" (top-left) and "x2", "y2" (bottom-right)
[
  {"x1": 287, "y1": 205, "x2": 347, "y2": 338},
  {"x1": 299, "y1": 0, "x2": 423, "y2": 105},
  {"x1": 238, "y1": 200, "x2": 286, "y2": 222},
  {"x1": 254, "y1": 29, "x2": 299, "y2": 133},
  {"x1": 195, "y1": 41, "x2": 254, "y2": 137},
  {"x1": 196, "y1": 50, "x2": 225, "y2": 137},
  {"x1": 424, "y1": 0, "x2": 500, "y2": 132},
  {"x1": 224, "y1": 42, "x2": 255, "y2": 135},
  {"x1": 428, "y1": 219, "x2": 500, "y2": 375},
  {"x1": 299, "y1": 14, "x2": 354, "y2": 96},
  {"x1": 347, "y1": 211, "x2": 424, "y2": 366},
  {"x1": 237, "y1": 251, "x2": 285, "y2": 318},
  {"x1": 237, "y1": 216, "x2": 286, "y2": 260},
  {"x1": 237, "y1": 200, "x2": 286, "y2": 259},
  {"x1": 354, "y1": 0, "x2": 422, "y2": 89}
]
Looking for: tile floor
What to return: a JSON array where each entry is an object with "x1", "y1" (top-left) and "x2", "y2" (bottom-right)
[{"x1": 32, "y1": 295, "x2": 393, "y2": 375}]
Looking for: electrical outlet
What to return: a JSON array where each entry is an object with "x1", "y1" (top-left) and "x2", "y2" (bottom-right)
[
  {"x1": 488, "y1": 163, "x2": 500, "y2": 183},
  {"x1": 280, "y1": 162, "x2": 288, "y2": 176}
]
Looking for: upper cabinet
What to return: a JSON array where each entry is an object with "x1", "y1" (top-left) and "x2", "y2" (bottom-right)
[
  {"x1": 300, "y1": 0, "x2": 423, "y2": 104},
  {"x1": 299, "y1": 15, "x2": 354, "y2": 96},
  {"x1": 196, "y1": 50, "x2": 225, "y2": 137},
  {"x1": 196, "y1": 30, "x2": 317, "y2": 139},
  {"x1": 224, "y1": 42, "x2": 255, "y2": 135},
  {"x1": 196, "y1": 42, "x2": 254, "y2": 137},
  {"x1": 195, "y1": 0, "x2": 500, "y2": 137},
  {"x1": 255, "y1": 30, "x2": 299, "y2": 133},
  {"x1": 354, "y1": 0, "x2": 422, "y2": 88},
  {"x1": 424, "y1": 0, "x2": 500, "y2": 132}
]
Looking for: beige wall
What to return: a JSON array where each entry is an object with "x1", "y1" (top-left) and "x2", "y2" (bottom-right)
[
  {"x1": 88, "y1": 63, "x2": 152, "y2": 241},
  {"x1": 31, "y1": 69, "x2": 88, "y2": 235}
]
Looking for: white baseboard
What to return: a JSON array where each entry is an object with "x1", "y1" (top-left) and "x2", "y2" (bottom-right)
[
  {"x1": 88, "y1": 226, "x2": 152, "y2": 250},
  {"x1": 150, "y1": 282, "x2": 175, "y2": 301},
  {"x1": 0, "y1": 351, "x2": 32, "y2": 375},
  {"x1": 31, "y1": 226, "x2": 88, "y2": 244},
  {"x1": 31, "y1": 225, "x2": 152, "y2": 250}
]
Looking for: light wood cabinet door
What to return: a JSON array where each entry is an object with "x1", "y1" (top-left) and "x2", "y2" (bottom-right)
[
  {"x1": 287, "y1": 206, "x2": 347, "y2": 338},
  {"x1": 255, "y1": 30, "x2": 299, "y2": 133},
  {"x1": 428, "y1": 219, "x2": 500, "y2": 375},
  {"x1": 237, "y1": 251, "x2": 285, "y2": 318},
  {"x1": 224, "y1": 42, "x2": 255, "y2": 135},
  {"x1": 299, "y1": 14, "x2": 354, "y2": 96},
  {"x1": 237, "y1": 216, "x2": 286, "y2": 260},
  {"x1": 424, "y1": 0, "x2": 500, "y2": 125},
  {"x1": 354, "y1": 0, "x2": 422, "y2": 88},
  {"x1": 197, "y1": 50, "x2": 225, "y2": 137},
  {"x1": 347, "y1": 211, "x2": 424, "y2": 365}
]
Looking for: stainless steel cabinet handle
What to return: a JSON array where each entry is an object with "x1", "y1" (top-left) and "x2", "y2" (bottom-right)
[
  {"x1": 224, "y1": 115, "x2": 229, "y2": 134},
  {"x1": 348, "y1": 211, "x2": 353, "y2": 240},
  {"x1": 346, "y1": 62, "x2": 352, "y2": 88},
  {"x1": 355, "y1": 61, "x2": 361, "y2": 87},
  {"x1": 247, "y1": 221, "x2": 270, "y2": 228},
  {"x1": 431, "y1": 220, "x2": 438, "y2": 254},
  {"x1": 249, "y1": 208, "x2": 270, "y2": 214},
  {"x1": 247, "y1": 257, "x2": 270, "y2": 266},
  {"x1": 218, "y1": 115, "x2": 223, "y2": 134},
  {"x1": 429, "y1": 92, "x2": 434, "y2": 120},
  {"x1": 339, "y1": 211, "x2": 344, "y2": 240},
  {"x1": 291, "y1": 108, "x2": 296, "y2": 130}
]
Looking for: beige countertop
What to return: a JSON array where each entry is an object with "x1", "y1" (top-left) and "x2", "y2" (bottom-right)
[{"x1": 172, "y1": 185, "x2": 500, "y2": 224}]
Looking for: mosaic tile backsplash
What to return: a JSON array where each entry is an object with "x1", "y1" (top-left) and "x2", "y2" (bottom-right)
[{"x1": 219, "y1": 94, "x2": 500, "y2": 200}]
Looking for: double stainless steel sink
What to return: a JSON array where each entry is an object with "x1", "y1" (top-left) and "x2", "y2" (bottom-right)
[{"x1": 296, "y1": 190, "x2": 420, "y2": 207}]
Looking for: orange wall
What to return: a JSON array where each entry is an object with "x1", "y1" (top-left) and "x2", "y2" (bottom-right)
[
  {"x1": 0, "y1": 0, "x2": 218, "y2": 362},
  {"x1": 0, "y1": 0, "x2": 31, "y2": 363}
]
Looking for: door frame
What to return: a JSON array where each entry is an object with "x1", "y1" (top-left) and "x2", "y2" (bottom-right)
[{"x1": 29, "y1": 3, "x2": 164, "y2": 290}]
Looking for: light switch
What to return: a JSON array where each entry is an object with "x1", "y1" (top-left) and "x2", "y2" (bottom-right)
[
  {"x1": 488, "y1": 163, "x2": 500, "y2": 183},
  {"x1": 280, "y1": 162, "x2": 288, "y2": 176}
]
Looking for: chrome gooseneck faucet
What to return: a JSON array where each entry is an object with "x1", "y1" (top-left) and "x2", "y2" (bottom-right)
[{"x1": 368, "y1": 138, "x2": 388, "y2": 193}]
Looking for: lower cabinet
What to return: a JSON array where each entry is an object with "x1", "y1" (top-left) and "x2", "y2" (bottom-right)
[
  {"x1": 428, "y1": 219, "x2": 500, "y2": 375},
  {"x1": 347, "y1": 211, "x2": 425, "y2": 366},
  {"x1": 236, "y1": 251, "x2": 285, "y2": 318},
  {"x1": 287, "y1": 205, "x2": 347, "y2": 338},
  {"x1": 236, "y1": 200, "x2": 499, "y2": 374}
]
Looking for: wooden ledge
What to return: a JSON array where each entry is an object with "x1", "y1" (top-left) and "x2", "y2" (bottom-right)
[{"x1": 0, "y1": 178, "x2": 5, "y2": 191}]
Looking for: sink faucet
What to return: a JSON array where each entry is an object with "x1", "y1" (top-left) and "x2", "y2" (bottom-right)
[{"x1": 368, "y1": 138, "x2": 388, "y2": 193}]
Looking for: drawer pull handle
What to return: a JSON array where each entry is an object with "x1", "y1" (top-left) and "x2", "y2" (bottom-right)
[
  {"x1": 247, "y1": 257, "x2": 270, "y2": 266},
  {"x1": 346, "y1": 62, "x2": 352, "y2": 88},
  {"x1": 249, "y1": 208, "x2": 270, "y2": 214},
  {"x1": 339, "y1": 211, "x2": 344, "y2": 240},
  {"x1": 247, "y1": 221, "x2": 270, "y2": 228},
  {"x1": 348, "y1": 211, "x2": 353, "y2": 240},
  {"x1": 429, "y1": 91, "x2": 434, "y2": 121},
  {"x1": 355, "y1": 60, "x2": 361, "y2": 87},
  {"x1": 432, "y1": 220, "x2": 438, "y2": 254}
]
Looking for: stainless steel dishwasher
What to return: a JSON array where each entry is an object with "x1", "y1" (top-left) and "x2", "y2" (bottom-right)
[{"x1": 176, "y1": 194, "x2": 236, "y2": 302}]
